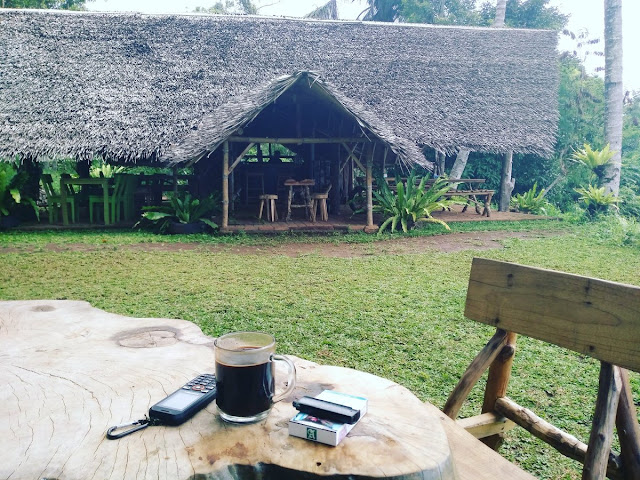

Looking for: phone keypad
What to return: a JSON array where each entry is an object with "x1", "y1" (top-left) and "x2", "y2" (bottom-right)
[{"x1": 184, "y1": 374, "x2": 216, "y2": 394}]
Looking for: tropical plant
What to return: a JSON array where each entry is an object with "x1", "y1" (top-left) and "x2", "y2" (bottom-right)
[
  {"x1": 570, "y1": 143, "x2": 615, "y2": 184},
  {"x1": 135, "y1": 192, "x2": 219, "y2": 234},
  {"x1": 510, "y1": 182, "x2": 551, "y2": 215},
  {"x1": 0, "y1": 163, "x2": 39, "y2": 224},
  {"x1": 90, "y1": 163, "x2": 125, "y2": 179},
  {"x1": 372, "y1": 172, "x2": 459, "y2": 234},
  {"x1": 574, "y1": 184, "x2": 620, "y2": 216}
]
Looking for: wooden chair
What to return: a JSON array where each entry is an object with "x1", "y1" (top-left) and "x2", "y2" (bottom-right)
[
  {"x1": 121, "y1": 174, "x2": 138, "y2": 221},
  {"x1": 443, "y1": 258, "x2": 640, "y2": 480},
  {"x1": 310, "y1": 184, "x2": 332, "y2": 222},
  {"x1": 258, "y1": 194, "x2": 278, "y2": 222},
  {"x1": 41, "y1": 174, "x2": 77, "y2": 223},
  {"x1": 89, "y1": 174, "x2": 127, "y2": 224}
]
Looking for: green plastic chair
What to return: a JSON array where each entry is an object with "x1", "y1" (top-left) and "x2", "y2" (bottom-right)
[
  {"x1": 121, "y1": 175, "x2": 138, "y2": 221},
  {"x1": 89, "y1": 174, "x2": 127, "y2": 224},
  {"x1": 41, "y1": 174, "x2": 77, "y2": 224}
]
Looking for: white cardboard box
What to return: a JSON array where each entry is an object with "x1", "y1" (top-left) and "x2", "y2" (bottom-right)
[{"x1": 288, "y1": 390, "x2": 368, "y2": 446}]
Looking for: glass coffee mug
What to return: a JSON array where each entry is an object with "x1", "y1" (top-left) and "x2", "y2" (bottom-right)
[{"x1": 214, "y1": 331, "x2": 296, "y2": 423}]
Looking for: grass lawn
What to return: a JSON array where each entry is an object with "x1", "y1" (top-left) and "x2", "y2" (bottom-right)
[{"x1": 1, "y1": 218, "x2": 639, "y2": 479}]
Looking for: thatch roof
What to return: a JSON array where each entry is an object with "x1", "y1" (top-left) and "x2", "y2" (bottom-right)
[
  {"x1": 164, "y1": 70, "x2": 426, "y2": 166},
  {"x1": 0, "y1": 9, "x2": 559, "y2": 164}
]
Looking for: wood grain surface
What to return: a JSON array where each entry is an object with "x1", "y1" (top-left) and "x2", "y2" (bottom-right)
[
  {"x1": 1, "y1": 300, "x2": 456, "y2": 480},
  {"x1": 465, "y1": 257, "x2": 640, "y2": 372}
]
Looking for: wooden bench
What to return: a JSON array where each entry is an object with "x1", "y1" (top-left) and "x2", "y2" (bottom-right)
[
  {"x1": 444, "y1": 258, "x2": 640, "y2": 480},
  {"x1": 442, "y1": 188, "x2": 494, "y2": 217}
]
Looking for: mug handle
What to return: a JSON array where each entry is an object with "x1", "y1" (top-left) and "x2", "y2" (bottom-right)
[{"x1": 272, "y1": 354, "x2": 296, "y2": 403}]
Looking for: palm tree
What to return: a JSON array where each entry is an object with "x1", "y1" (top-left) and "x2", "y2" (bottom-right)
[
  {"x1": 305, "y1": 0, "x2": 338, "y2": 20},
  {"x1": 603, "y1": 0, "x2": 623, "y2": 195},
  {"x1": 494, "y1": 0, "x2": 506, "y2": 27}
]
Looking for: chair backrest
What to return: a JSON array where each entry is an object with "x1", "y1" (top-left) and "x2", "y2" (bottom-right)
[
  {"x1": 60, "y1": 173, "x2": 76, "y2": 196},
  {"x1": 465, "y1": 257, "x2": 640, "y2": 372},
  {"x1": 41, "y1": 174, "x2": 57, "y2": 199},
  {"x1": 444, "y1": 258, "x2": 640, "y2": 480},
  {"x1": 111, "y1": 174, "x2": 128, "y2": 201}
]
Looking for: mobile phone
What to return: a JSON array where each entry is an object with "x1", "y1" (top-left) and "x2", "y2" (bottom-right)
[{"x1": 148, "y1": 373, "x2": 217, "y2": 426}]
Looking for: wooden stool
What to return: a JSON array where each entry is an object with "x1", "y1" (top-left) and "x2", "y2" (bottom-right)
[
  {"x1": 310, "y1": 193, "x2": 329, "y2": 222},
  {"x1": 258, "y1": 194, "x2": 278, "y2": 222}
]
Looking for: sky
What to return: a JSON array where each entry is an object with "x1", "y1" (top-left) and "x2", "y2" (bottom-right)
[{"x1": 86, "y1": 0, "x2": 639, "y2": 91}]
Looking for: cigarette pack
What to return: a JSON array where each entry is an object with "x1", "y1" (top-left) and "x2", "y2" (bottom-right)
[{"x1": 288, "y1": 390, "x2": 368, "y2": 446}]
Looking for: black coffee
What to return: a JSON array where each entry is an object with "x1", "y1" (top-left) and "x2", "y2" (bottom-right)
[{"x1": 215, "y1": 361, "x2": 274, "y2": 417}]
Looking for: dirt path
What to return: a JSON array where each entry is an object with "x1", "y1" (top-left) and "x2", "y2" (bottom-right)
[{"x1": 6, "y1": 230, "x2": 563, "y2": 258}]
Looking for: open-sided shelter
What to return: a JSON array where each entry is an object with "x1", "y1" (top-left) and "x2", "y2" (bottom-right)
[{"x1": 0, "y1": 9, "x2": 559, "y2": 229}]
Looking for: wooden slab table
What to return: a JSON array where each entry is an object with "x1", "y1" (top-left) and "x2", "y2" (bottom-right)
[
  {"x1": 1, "y1": 300, "x2": 460, "y2": 480},
  {"x1": 284, "y1": 179, "x2": 315, "y2": 221}
]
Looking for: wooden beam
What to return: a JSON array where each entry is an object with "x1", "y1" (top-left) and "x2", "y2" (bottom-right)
[
  {"x1": 228, "y1": 143, "x2": 255, "y2": 174},
  {"x1": 222, "y1": 141, "x2": 229, "y2": 230},
  {"x1": 495, "y1": 397, "x2": 624, "y2": 480},
  {"x1": 616, "y1": 369, "x2": 640, "y2": 480},
  {"x1": 443, "y1": 329, "x2": 509, "y2": 419},
  {"x1": 228, "y1": 136, "x2": 370, "y2": 144},
  {"x1": 456, "y1": 412, "x2": 516, "y2": 439},
  {"x1": 341, "y1": 142, "x2": 365, "y2": 172},
  {"x1": 583, "y1": 363, "x2": 623, "y2": 480}
]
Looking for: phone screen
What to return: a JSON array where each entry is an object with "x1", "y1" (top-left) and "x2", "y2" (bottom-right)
[{"x1": 154, "y1": 390, "x2": 201, "y2": 411}]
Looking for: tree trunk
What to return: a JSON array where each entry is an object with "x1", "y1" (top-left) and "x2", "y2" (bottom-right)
[
  {"x1": 494, "y1": 0, "x2": 513, "y2": 210},
  {"x1": 499, "y1": 152, "x2": 515, "y2": 212},
  {"x1": 435, "y1": 150, "x2": 446, "y2": 176},
  {"x1": 494, "y1": 0, "x2": 507, "y2": 27},
  {"x1": 449, "y1": 149, "x2": 470, "y2": 183},
  {"x1": 603, "y1": 0, "x2": 623, "y2": 195}
]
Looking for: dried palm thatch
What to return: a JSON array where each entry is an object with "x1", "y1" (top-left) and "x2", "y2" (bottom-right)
[
  {"x1": 0, "y1": 9, "x2": 558, "y2": 165},
  {"x1": 164, "y1": 71, "x2": 426, "y2": 167}
]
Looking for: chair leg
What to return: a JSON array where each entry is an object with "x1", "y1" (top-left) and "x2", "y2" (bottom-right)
[
  {"x1": 310, "y1": 199, "x2": 317, "y2": 222},
  {"x1": 258, "y1": 199, "x2": 265, "y2": 220},
  {"x1": 270, "y1": 199, "x2": 277, "y2": 222}
]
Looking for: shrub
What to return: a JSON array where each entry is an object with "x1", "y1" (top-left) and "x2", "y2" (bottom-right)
[
  {"x1": 0, "y1": 162, "x2": 39, "y2": 224},
  {"x1": 510, "y1": 182, "x2": 553, "y2": 215},
  {"x1": 135, "y1": 192, "x2": 219, "y2": 234},
  {"x1": 373, "y1": 172, "x2": 460, "y2": 234},
  {"x1": 574, "y1": 184, "x2": 620, "y2": 216}
]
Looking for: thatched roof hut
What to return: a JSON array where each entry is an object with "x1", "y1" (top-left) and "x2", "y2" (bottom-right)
[{"x1": 0, "y1": 9, "x2": 558, "y2": 166}]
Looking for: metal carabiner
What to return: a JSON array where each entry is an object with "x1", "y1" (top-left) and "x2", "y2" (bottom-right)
[{"x1": 106, "y1": 417, "x2": 150, "y2": 440}]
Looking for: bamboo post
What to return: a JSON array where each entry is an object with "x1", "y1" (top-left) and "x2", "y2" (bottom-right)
[
  {"x1": 331, "y1": 145, "x2": 341, "y2": 215},
  {"x1": 583, "y1": 363, "x2": 623, "y2": 480},
  {"x1": 481, "y1": 331, "x2": 517, "y2": 449},
  {"x1": 222, "y1": 141, "x2": 229, "y2": 230},
  {"x1": 616, "y1": 369, "x2": 640, "y2": 479},
  {"x1": 443, "y1": 329, "x2": 509, "y2": 419},
  {"x1": 365, "y1": 147, "x2": 374, "y2": 230}
]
